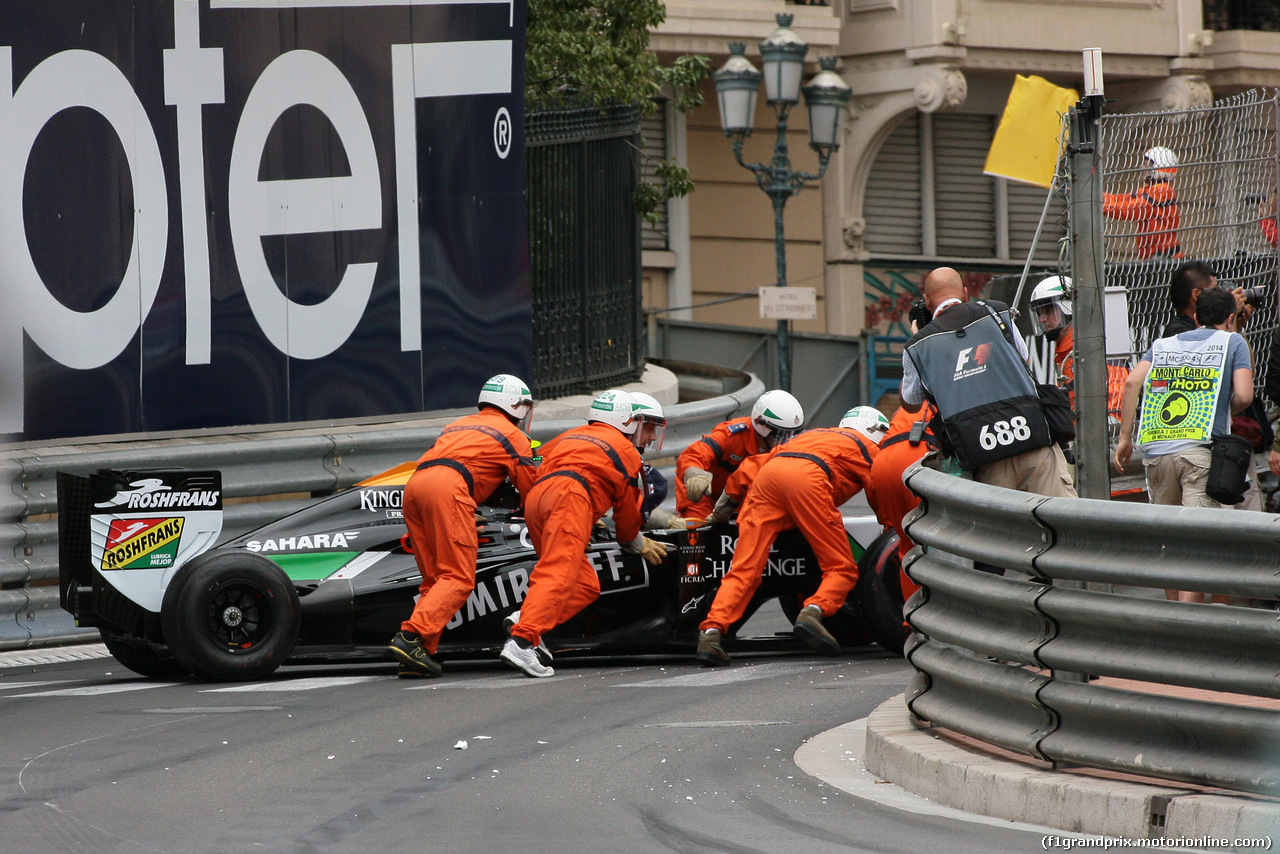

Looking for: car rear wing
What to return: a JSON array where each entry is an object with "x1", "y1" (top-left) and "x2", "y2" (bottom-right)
[{"x1": 58, "y1": 469, "x2": 224, "y2": 627}]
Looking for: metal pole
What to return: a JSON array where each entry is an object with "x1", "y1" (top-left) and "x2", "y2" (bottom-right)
[
  {"x1": 770, "y1": 111, "x2": 793, "y2": 392},
  {"x1": 774, "y1": 193, "x2": 790, "y2": 391},
  {"x1": 1068, "y1": 94, "x2": 1111, "y2": 503},
  {"x1": 1051, "y1": 89, "x2": 1109, "y2": 697}
]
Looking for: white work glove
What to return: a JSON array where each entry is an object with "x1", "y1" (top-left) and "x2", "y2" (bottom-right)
[
  {"x1": 683, "y1": 467, "x2": 713, "y2": 502},
  {"x1": 622, "y1": 533, "x2": 672, "y2": 566},
  {"x1": 646, "y1": 507, "x2": 689, "y2": 531},
  {"x1": 702, "y1": 493, "x2": 739, "y2": 526}
]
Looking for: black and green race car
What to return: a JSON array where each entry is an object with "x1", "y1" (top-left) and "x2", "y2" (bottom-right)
[{"x1": 58, "y1": 465, "x2": 908, "y2": 682}]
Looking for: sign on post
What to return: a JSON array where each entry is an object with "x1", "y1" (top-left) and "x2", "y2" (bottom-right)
[{"x1": 758, "y1": 287, "x2": 817, "y2": 321}]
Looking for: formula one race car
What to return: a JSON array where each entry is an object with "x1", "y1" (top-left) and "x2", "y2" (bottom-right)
[{"x1": 57, "y1": 466, "x2": 909, "y2": 682}]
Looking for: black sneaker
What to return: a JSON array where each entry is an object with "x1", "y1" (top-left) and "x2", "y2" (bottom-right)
[
  {"x1": 387, "y1": 630, "x2": 443, "y2": 678},
  {"x1": 793, "y1": 605, "x2": 842, "y2": 656},
  {"x1": 696, "y1": 628, "x2": 730, "y2": 667}
]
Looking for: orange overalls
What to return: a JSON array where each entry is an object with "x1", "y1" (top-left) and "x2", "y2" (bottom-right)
[
  {"x1": 1052, "y1": 325, "x2": 1129, "y2": 419},
  {"x1": 699, "y1": 428, "x2": 878, "y2": 635},
  {"x1": 865, "y1": 406, "x2": 937, "y2": 599},
  {"x1": 675, "y1": 417, "x2": 768, "y2": 518},
  {"x1": 1102, "y1": 179, "x2": 1182, "y2": 259},
  {"x1": 513, "y1": 422, "x2": 644, "y2": 648},
  {"x1": 401, "y1": 409, "x2": 537, "y2": 651}
]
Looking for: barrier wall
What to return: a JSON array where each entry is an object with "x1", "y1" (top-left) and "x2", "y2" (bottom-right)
[{"x1": 899, "y1": 464, "x2": 1280, "y2": 797}]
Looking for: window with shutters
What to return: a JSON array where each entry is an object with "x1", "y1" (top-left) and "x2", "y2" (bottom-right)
[
  {"x1": 934, "y1": 114, "x2": 996, "y2": 257},
  {"x1": 640, "y1": 101, "x2": 670, "y2": 251},
  {"x1": 863, "y1": 112, "x2": 1066, "y2": 265},
  {"x1": 863, "y1": 119, "x2": 922, "y2": 256}
]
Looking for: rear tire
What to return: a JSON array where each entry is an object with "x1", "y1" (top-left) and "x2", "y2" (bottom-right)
[
  {"x1": 100, "y1": 630, "x2": 190, "y2": 680},
  {"x1": 162, "y1": 551, "x2": 300, "y2": 682},
  {"x1": 777, "y1": 590, "x2": 872, "y2": 649},
  {"x1": 857, "y1": 530, "x2": 910, "y2": 656}
]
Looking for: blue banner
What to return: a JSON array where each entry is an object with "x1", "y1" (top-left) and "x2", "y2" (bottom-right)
[{"x1": 0, "y1": 0, "x2": 530, "y2": 442}]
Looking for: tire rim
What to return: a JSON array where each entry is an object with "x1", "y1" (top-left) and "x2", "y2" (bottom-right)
[{"x1": 202, "y1": 581, "x2": 273, "y2": 653}]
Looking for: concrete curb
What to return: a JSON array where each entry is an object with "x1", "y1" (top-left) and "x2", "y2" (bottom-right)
[{"x1": 855, "y1": 695, "x2": 1280, "y2": 849}]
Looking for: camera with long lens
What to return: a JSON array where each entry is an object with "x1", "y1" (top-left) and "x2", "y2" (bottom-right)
[
  {"x1": 908, "y1": 299, "x2": 932, "y2": 329},
  {"x1": 1242, "y1": 285, "x2": 1269, "y2": 308}
]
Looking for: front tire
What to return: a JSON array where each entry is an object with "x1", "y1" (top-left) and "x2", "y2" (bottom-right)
[{"x1": 162, "y1": 551, "x2": 301, "y2": 682}]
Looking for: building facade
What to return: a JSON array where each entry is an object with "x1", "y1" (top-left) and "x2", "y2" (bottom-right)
[{"x1": 643, "y1": 0, "x2": 1280, "y2": 341}]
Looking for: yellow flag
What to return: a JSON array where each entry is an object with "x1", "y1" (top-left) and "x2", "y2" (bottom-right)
[{"x1": 984, "y1": 75, "x2": 1079, "y2": 188}]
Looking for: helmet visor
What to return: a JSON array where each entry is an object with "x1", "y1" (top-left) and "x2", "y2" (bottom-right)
[
  {"x1": 635, "y1": 417, "x2": 666, "y2": 452},
  {"x1": 765, "y1": 426, "x2": 801, "y2": 449},
  {"x1": 513, "y1": 401, "x2": 534, "y2": 434},
  {"x1": 1030, "y1": 302, "x2": 1065, "y2": 336}
]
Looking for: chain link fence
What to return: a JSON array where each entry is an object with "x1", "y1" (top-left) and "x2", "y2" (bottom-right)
[{"x1": 1062, "y1": 90, "x2": 1280, "y2": 417}]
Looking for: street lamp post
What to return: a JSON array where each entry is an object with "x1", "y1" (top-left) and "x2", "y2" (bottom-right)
[{"x1": 713, "y1": 14, "x2": 850, "y2": 392}]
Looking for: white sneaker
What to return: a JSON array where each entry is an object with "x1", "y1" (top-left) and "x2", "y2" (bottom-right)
[
  {"x1": 500, "y1": 637, "x2": 554, "y2": 678},
  {"x1": 503, "y1": 611, "x2": 552, "y2": 665}
]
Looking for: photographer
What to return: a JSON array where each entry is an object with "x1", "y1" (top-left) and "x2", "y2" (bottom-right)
[
  {"x1": 1163, "y1": 261, "x2": 1254, "y2": 338},
  {"x1": 1114, "y1": 288, "x2": 1254, "y2": 602},
  {"x1": 900, "y1": 267, "x2": 1075, "y2": 498}
]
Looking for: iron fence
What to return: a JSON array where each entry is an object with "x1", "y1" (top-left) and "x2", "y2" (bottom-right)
[{"x1": 526, "y1": 104, "x2": 644, "y2": 399}]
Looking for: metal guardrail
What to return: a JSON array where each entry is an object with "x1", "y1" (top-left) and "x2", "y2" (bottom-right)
[
  {"x1": 0, "y1": 371, "x2": 763, "y2": 650},
  {"x1": 652, "y1": 318, "x2": 864, "y2": 428},
  {"x1": 901, "y1": 464, "x2": 1280, "y2": 797}
]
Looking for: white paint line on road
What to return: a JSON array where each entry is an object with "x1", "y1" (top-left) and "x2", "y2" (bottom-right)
[
  {"x1": 0, "y1": 681, "x2": 80, "y2": 691},
  {"x1": 612, "y1": 661, "x2": 819, "y2": 688},
  {"x1": 0, "y1": 643, "x2": 111, "y2": 669},
  {"x1": 203, "y1": 675, "x2": 387, "y2": 692},
  {"x1": 9, "y1": 682, "x2": 183, "y2": 697},
  {"x1": 642, "y1": 720, "x2": 793, "y2": 728}
]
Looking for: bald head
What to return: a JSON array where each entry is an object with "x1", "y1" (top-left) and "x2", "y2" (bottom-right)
[{"x1": 923, "y1": 267, "x2": 966, "y2": 312}]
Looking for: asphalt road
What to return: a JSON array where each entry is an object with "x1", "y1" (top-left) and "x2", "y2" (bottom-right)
[{"x1": 0, "y1": 612, "x2": 1050, "y2": 854}]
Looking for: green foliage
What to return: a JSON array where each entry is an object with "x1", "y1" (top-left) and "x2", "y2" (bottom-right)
[
  {"x1": 634, "y1": 158, "x2": 695, "y2": 225},
  {"x1": 526, "y1": 0, "x2": 708, "y2": 211}
]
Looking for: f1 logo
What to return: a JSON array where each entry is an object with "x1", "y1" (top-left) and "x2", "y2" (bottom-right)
[{"x1": 954, "y1": 343, "x2": 992, "y2": 372}]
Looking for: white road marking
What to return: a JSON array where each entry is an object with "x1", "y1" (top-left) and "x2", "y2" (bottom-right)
[
  {"x1": 642, "y1": 720, "x2": 792, "y2": 728},
  {"x1": 203, "y1": 675, "x2": 387, "y2": 692},
  {"x1": 0, "y1": 643, "x2": 111, "y2": 669},
  {"x1": 0, "y1": 681, "x2": 78, "y2": 691},
  {"x1": 612, "y1": 661, "x2": 823, "y2": 687},
  {"x1": 404, "y1": 675, "x2": 573, "y2": 690},
  {"x1": 9, "y1": 682, "x2": 183, "y2": 697}
]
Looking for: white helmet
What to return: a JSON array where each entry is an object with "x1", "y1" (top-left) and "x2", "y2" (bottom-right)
[
  {"x1": 1029, "y1": 276, "x2": 1072, "y2": 339},
  {"x1": 839, "y1": 406, "x2": 890, "y2": 446},
  {"x1": 1144, "y1": 145, "x2": 1179, "y2": 177},
  {"x1": 588, "y1": 389, "x2": 638, "y2": 437},
  {"x1": 751, "y1": 389, "x2": 804, "y2": 448},
  {"x1": 478, "y1": 374, "x2": 533, "y2": 429},
  {"x1": 629, "y1": 392, "x2": 667, "y2": 452}
]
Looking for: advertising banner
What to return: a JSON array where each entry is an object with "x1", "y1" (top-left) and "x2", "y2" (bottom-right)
[{"x1": 0, "y1": 0, "x2": 530, "y2": 442}]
